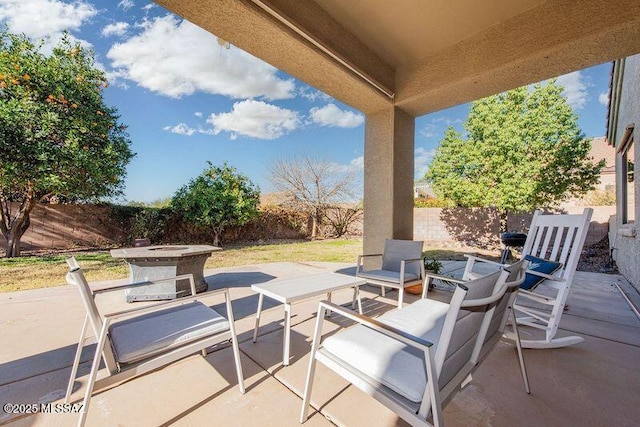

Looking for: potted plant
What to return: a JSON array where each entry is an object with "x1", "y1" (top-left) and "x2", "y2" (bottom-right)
[{"x1": 406, "y1": 257, "x2": 443, "y2": 295}]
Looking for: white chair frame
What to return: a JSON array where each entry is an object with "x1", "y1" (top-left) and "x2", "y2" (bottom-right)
[
  {"x1": 462, "y1": 208, "x2": 593, "y2": 348},
  {"x1": 301, "y1": 263, "x2": 529, "y2": 427},
  {"x1": 65, "y1": 258, "x2": 245, "y2": 426},
  {"x1": 356, "y1": 239, "x2": 425, "y2": 307}
]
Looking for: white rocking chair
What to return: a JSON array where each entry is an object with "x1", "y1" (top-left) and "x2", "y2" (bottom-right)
[{"x1": 462, "y1": 208, "x2": 593, "y2": 348}]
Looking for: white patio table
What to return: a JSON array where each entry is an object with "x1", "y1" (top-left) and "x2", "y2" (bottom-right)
[{"x1": 251, "y1": 272, "x2": 366, "y2": 366}]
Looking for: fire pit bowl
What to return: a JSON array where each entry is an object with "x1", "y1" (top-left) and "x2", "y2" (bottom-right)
[{"x1": 110, "y1": 245, "x2": 221, "y2": 302}]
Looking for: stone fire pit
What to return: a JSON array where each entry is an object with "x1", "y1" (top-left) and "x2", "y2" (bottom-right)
[{"x1": 110, "y1": 245, "x2": 221, "y2": 302}]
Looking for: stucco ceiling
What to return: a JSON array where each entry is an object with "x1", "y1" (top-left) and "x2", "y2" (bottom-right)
[
  {"x1": 312, "y1": 0, "x2": 545, "y2": 68},
  {"x1": 157, "y1": 0, "x2": 640, "y2": 116}
]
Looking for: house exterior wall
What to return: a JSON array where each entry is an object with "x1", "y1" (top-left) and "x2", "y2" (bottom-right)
[{"x1": 610, "y1": 55, "x2": 640, "y2": 292}]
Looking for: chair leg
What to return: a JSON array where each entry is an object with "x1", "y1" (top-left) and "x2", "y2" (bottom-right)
[
  {"x1": 355, "y1": 286, "x2": 363, "y2": 314},
  {"x1": 511, "y1": 306, "x2": 531, "y2": 394},
  {"x1": 77, "y1": 322, "x2": 110, "y2": 427},
  {"x1": 381, "y1": 285, "x2": 386, "y2": 297},
  {"x1": 419, "y1": 346, "x2": 443, "y2": 427},
  {"x1": 300, "y1": 306, "x2": 326, "y2": 423},
  {"x1": 66, "y1": 316, "x2": 89, "y2": 403},
  {"x1": 398, "y1": 287, "x2": 404, "y2": 308}
]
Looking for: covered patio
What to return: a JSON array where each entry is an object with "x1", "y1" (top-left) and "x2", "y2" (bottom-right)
[
  {"x1": 1, "y1": 261, "x2": 639, "y2": 426},
  {"x1": 155, "y1": 0, "x2": 640, "y2": 258}
]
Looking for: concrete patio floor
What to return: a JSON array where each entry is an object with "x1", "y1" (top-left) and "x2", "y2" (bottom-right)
[{"x1": 1, "y1": 260, "x2": 639, "y2": 426}]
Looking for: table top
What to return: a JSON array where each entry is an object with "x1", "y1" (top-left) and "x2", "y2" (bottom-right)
[
  {"x1": 251, "y1": 272, "x2": 366, "y2": 304},
  {"x1": 110, "y1": 245, "x2": 221, "y2": 259}
]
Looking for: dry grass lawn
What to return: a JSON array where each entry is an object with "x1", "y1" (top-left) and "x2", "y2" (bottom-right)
[{"x1": 0, "y1": 239, "x2": 493, "y2": 293}]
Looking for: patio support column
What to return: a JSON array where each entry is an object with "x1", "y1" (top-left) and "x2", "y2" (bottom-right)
[{"x1": 363, "y1": 106, "x2": 415, "y2": 256}]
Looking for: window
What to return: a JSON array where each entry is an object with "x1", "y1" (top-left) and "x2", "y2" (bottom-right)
[{"x1": 620, "y1": 125, "x2": 635, "y2": 224}]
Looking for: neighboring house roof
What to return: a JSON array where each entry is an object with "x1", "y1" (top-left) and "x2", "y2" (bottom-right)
[
  {"x1": 589, "y1": 136, "x2": 616, "y2": 173},
  {"x1": 414, "y1": 182, "x2": 435, "y2": 198}
]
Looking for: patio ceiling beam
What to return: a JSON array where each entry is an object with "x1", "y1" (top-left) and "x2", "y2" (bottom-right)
[
  {"x1": 395, "y1": 0, "x2": 640, "y2": 117},
  {"x1": 155, "y1": 0, "x2": 395, "y2": 113}
]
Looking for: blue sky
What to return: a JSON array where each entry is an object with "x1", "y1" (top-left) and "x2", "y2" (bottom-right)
[{"x1": 0, "y1": 0, "x2": 612, "y2": 203}]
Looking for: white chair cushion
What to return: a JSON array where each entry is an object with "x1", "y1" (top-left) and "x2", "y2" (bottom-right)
[
  {"x1": 110, "y1": 301, "x2": 229, "y2": 364},
  {"x1": 358, "y1": 269, "x2": 419, "y2": 285},
  {"x1": 321, "y1": 299, "x2": 449, "y2": 402}
]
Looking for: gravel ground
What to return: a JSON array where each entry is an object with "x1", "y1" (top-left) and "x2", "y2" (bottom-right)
[{"x1": 578, "y1": 235, "x2": 618, "y2": 273}]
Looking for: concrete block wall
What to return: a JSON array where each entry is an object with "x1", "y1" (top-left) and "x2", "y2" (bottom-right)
[
  {"x1": 1, "y1": 204, "x2": 615, "y2": 253},
  {"x1": 414, "y1": 206, "x2": 615, "y2": 250}
]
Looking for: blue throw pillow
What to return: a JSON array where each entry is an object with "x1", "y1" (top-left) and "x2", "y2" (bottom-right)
[{"x1": 520, "y1": 255, "x2": 563, "y2": 290}]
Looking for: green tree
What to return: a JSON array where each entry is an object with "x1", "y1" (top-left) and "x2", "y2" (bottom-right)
[
  {"x1": 426, "y1": 81, "x2": 603, "y2": 226},
  {"x1": 0, "y1": 32, "x2": 134, "y2": 257},
  {"x1": 171, "y1": 162, "x2": 260, "y2": 246}
]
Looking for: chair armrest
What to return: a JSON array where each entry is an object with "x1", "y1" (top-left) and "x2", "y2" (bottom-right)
[
  {"x1": 104, "y1": 287, "x2": 231, "y2": 320},
  {"x1": 423, "y1": 272, "x2": 466, "y2": 285},
  {"x1": 359, "y1": 253, "x2": 383, "y2": 258},
  {"x1": 463, "y1": 254, "x2": 505, "y2": 267},
  {"x1": 317, "y1": 301, "x2": 433, "y2": 350},
  {"x1": 93, "y1": 274, "x2": 197, "y2": 295}
]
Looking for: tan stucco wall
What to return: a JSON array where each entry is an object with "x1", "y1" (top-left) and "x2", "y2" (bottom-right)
[
  {"x1": 363, "y1": 107, "x2": 415, "y2": 256},
  {"x1": 612, "y1": 55, "x2": 640, "y2": 292}
]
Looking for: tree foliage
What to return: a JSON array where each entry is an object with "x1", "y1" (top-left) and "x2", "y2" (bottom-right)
[
  {"x1": 269, "y1": 156, "x2": 359, "y2": 238},
  {"x1": 0, "y1": 32, "x2": 134, "y2": 257},
  {"x1": 171, "y1": 162, "x2": 260, "y2": 246},
  {"x1": 426, "y1": 81, "x2": 603, "y2": 215}
]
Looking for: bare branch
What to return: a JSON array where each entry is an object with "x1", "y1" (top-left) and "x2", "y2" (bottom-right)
[{"x1": 268, "y1": 155, "x2": 361, "y2": 237}]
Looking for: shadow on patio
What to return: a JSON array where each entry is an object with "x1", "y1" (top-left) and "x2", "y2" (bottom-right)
[{"x1": 1, "y1": 261, "x2": 639, "y2": 426}]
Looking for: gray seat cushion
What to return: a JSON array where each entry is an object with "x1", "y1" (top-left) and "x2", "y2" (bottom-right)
[
  {"x1": 321, "y1": 299, "x2": 449, "y2": 402},
  {"x1": 110, "y1": 301, "x2": 229, "y2": 364},
  {"x1": 358, "y1": 269, "x2": 419, "y2": 285}
]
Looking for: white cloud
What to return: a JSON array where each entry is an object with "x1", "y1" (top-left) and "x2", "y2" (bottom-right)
[
  {"x1": 206, "y1": 99, "x2": 299, "y2": 140},
  {"x1": 420, "y1": 123, "x2": 437, "y2": 138},
  {"x1": 419, "y1": 116, "x2": 462, "y2": 139},
  {"x1": 330, "y1": 156, "x2": 364, "y2": 174},
  {"x1": 0, "y1": 0, "x2": 96, "y2": 49},
  {"x1": 194, "y1": 111, "x2": 203, "y2": 118},
  {"x1": 309, "y1": 103, "x2": 364, "y2": 128},
  {"x1": 163, "y1": 123, "x2": 196, "y2": 136},
  {"x1": 434, "y1": 116, "x2": 462, "y2": 125},
  {"x1": 556, "y1": 71, "x2": 589, "y2": 110},
  {"x1": 414, "y1": 147, "x2": 436, "y2": 179},
  {"x1": 102, "y1": 22, "x2": 129, "y2": 38},
  {"x1": 118, "y1": 0, "x2": 134, "y2": 11},
  {"x1": 299, "y1": 87, "x2": 332, "y2": 102},
  {"x1": 142, "y1": 4, "x2": 156, "y2": 11},
  {"x1": 349, "y1": 156, "x2": 364, "y2": 170},
  {"x1": 107, "y1": 15, "x2": 295, "y2": 100},
  {"x1": 598, "y1": 91, "x2": 609, "y2": 106}
]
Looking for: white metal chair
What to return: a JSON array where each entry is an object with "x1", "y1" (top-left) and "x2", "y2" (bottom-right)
[
  {"x1": 423, "y1": 259, "x2": 531, "y2": 394},
  {"x1": 64, "y1": 257, "x2": 245, "y2": 427},
  {"x1": 301, "y1": 261, "x2": 529, "y2": 427},
  {"x1": 462, "y1": 208, "x2": 593, "y2": 348},
  {"x1": 356, "y1": 239, "x2": 425, "y2": 307}
]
